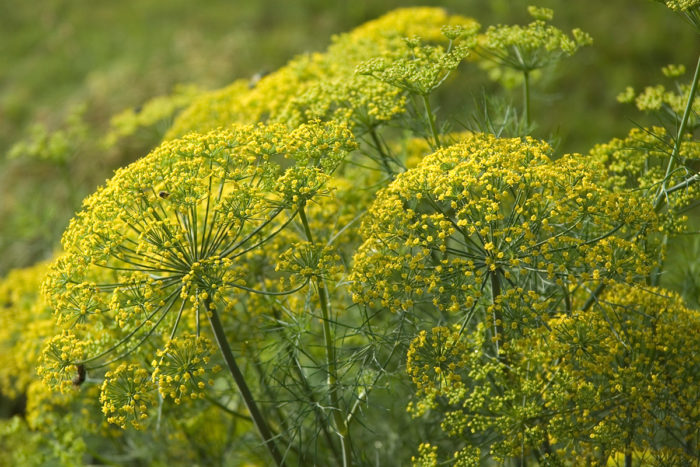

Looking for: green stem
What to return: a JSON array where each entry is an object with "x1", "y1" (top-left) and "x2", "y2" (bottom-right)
[
  {"x1": 421, "y1": 94, "x2": 441, "y2": 148},
  {"x1": 271, "y1": 307, "x2": 343, "y2": 465},
  {"x1": 523, "y1": 70, "x2": 531, "y2": 129},
  {"x1": 583, "y1": 283, "x2": 606, "y2": 312},
  {"x1": 205, "y1": 299, "x2": 285, "y2": 467},
  {"x1": 369, "y1": 126, "x2": 394, "y2": 176},
  {"x1": 490, "y1": 269, "x2": 504, "y2": 359},
  {"x1": 649, "y1": 233, "x2": 668, "y2": 286},
  {"x1": 654, "y1": 53, "x2": 700, "y2": 211},
  {"x1": 204, "y1": 395, "x2": 252, "y2": 421},
  {"x1": 298, "y1": 205, "x2": 353, "y2": 467}
]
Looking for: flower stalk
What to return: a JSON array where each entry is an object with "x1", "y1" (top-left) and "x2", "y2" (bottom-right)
[
  {"x1": 298, "y1": 204, "x2": 353, "y2": 467},
  {"x1": 422, "y1": 94, "x2": 441, "y2": 148},
  {"x1": 654, "y1": 53, "x2": 700, "y2": 210},
  {"x1": 205, "y1": 298, "x2": 285, "y2": 467}
]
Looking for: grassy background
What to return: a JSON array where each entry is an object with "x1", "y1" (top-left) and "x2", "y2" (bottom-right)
[{"x1": 1, "y1": 0, "x2": 698, "y2": 276}]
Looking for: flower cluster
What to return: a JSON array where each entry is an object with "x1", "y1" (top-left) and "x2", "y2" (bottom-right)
[
  {"x1": 351, "y1": 133, "x2": 656, "y2": 335},
  {"x1": 99, "y1": 363, "x2": 154, "y2": 430},
  {"x1": 405, "y1": 321, "x2": 553, "y2": 463},
  {"x1": 0, "y1": 262, "x2": 236, "y2": 465},
  {"x1": 660, "y1": 0, "x2": 700, "y2": 31},
  {"x1": 589, "y1": 126, "x2": 699, "y2": 231},
  {"x1": 405, "y1": 283, "x2": 700, "y2": 464},
  {"x1": 617, "y1": 66, "x2": 699, "y2": 134},
  {"x1": 276, "y1": 242, "x2": 343, "y2": 283},
  {"x1": 405, "y1": 326, "x2": 470, "y2": 402},
  {"x1": 11, "y1": 5, "x2": 698, "y2": 466},
  {"x1": 657, "y1": 0, "x2": 700, "y2": 12},
  {"x1": 476, "y1": 6, "x2": 592, "y2": 75},
  {"x1": 37, "y1": 332, "x2": 89, "y2": 393},
  {"x1": 357, "y1": 35, "x2": 473, "y2": 98},
  {"x1": 152, "y1": 334, "x2": 220, "y2": 404},
  {"x1": 39, "y1": 120, "x2": 354, "y2": 413},
  {"x1": 535, "y1": 284, "x2": 700, "y2": 462}
]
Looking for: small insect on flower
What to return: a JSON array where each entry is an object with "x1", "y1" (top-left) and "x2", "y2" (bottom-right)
[
  {"x1": 158, "y1": 191, "x2": 170, "y2": 199},
  {"x1": 73, "y1": 364, "x2": 86, "y2": 387}
]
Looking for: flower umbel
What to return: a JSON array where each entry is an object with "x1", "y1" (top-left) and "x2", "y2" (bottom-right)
[{"x1": 99, "y1": 363, "x2": 154, "y2": 430}]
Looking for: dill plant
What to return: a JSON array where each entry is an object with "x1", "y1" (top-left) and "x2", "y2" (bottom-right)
[
  {"x1": 7, "y1": 3, "x2": 698, "y2": 466},
  {"x1": 39, "y1": 121, "x2": 355, "y2": 465},
  {"x1": 475, "y1": 6, "x2": 592, "y2": 127}
]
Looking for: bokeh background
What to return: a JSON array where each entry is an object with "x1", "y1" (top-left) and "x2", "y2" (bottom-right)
[{"x1": 1, "y1": 0, "x2": 697, "y2": 277}]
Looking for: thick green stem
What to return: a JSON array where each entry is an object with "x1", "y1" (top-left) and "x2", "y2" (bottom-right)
[
  {"x1": 654, "y1": 53, "x2": 700, "y2": 210},
  {"x1": 298, "y1": 205, "x2": 353, "y2": 467},
  {"x1": 205, "y1": 300, "x2": 285, "y2": 467},
  {"x1": 523, "y1": 70, "x2": 531, "y2": 129},
  {"x1": 421, "y1": 94, "x2": 441, "y2": 148}
]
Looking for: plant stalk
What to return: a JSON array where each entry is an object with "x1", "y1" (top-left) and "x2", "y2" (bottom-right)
[
  {"x1": 422, "y1": 94, "x2": 441, "y2": 148},
  {"x1": 490, "y1": 269, "x2": 504, "y2": 359},
  {"x1": 298, "y1": 205, "x2": 353, "y2": 467},
  {"x1": 205, "y1": 299, "x2": 285, "y2": 467},
  {"x1": 369, "y1": 127, "x2": 394, "y2": 177},
  {"x1": 654, "y1": 53, "x2": 700, "y2": 211},
  {"x1": 271, "y1": 307, "x2": 343, "y2": 465},
  {"x1": 583, "y1": 283, "x2": 606, "y2": 312}
]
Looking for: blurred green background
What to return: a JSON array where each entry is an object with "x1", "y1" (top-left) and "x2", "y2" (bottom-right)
[{"x1": 1, "y1": 0, "x2": 698, "y2": 277}]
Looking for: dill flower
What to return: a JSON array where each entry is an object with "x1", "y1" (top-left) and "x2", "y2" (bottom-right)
[
  {"x1": 357, "y1": 35, "x2": 472, "y2": 98},
  {"x1": 405, "y1": 283, "x2": 700, "y2": 464},
  {"x1": 351, "y1": 133, "x2": 656, "y2": 332},
  {"x1": 657, "y1": 0, "x2": 700, "y2": 12},
  {"x1": 658, "y1": 0, "x2": 700, "y2": 31},
  {"x1": 152, "y1": 334, "x2": 221, "y2": 404},
  {"x1": 412, "y1": 443, "x2": 439, "y2": 466},
  {"x1": 100, "y1": 363, "x2": 154, "y2": 430},
  {"x1": 276, "y1": 242, "x2": 343, "y2": 282},
  {"x1": 406, "y1": 322, "x2": 551, "y2": 464},
  {"x1": 662, "y1": 63, "x2": 686, "y2": 77},
  {"x1": 39, "y1": 120, "x2": 355, "y2": 408},
  {"x1": 616, "y1": 86, "x2": 636, "y2": 103},
  {"x1": 406, "y1": 325, "x2": 470, "y2": 402},
  {"x1": 534, "y1": 284, "x2": 700, "y2": 463},
  {"x1": 164, "y1": 79, "x2": 251, "y2": 138},
  {"x1": 617, "y1": 66, "x2": 699, "y2": 133},
  {"x1": 24, "y1": 379, "x2": 99, "y2": 434},
  {"x1": 589, "y1": 126, "x2": 699, "y2": 231},
  {"x1": 476, "y1": 7, "x2": 592, "y2": 74},
  {"x1": 37, "y1": 332, "x2": 89, "y2": 393}
]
